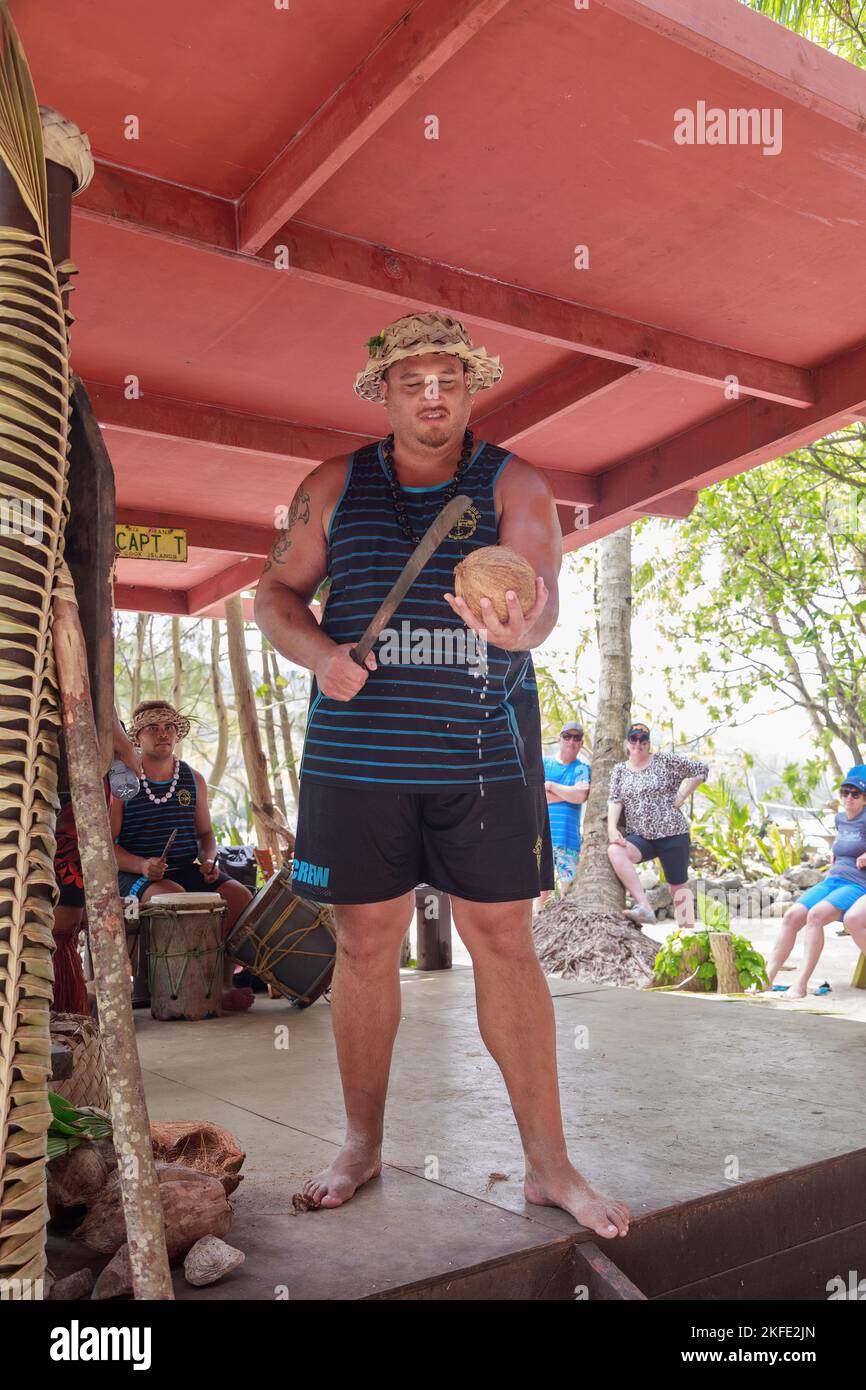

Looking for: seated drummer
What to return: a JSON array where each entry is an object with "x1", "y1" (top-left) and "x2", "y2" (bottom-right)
[{"x1": 110, "y1": 700, "x2": 255, "y2": 1013}]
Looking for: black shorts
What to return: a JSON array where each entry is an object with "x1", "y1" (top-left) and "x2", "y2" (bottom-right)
[
  {"x1": 625, "y1": 831, "x2": 691, "y2": 884},
  {"x1": 292, "y1": 779, "x2": 554, "y2": 905},
  {"x1": 118, "y1": 863, "x2": 232, "y2": 900}
]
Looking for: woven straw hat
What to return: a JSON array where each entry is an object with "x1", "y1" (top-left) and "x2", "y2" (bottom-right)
[
  {"x1": 354, "y1": 311, "x2": 503, "y2": 403},
  {"x1": 129, "y1": 702, "x2": 191, "y2": 742},
  {"x1": 39, "y1": 106, "x2": 94, "y2": 195}
]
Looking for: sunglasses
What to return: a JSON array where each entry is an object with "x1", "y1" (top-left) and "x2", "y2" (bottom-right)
[
  {"x1": 560, "y1": 733, "x2": 583, "y2": 742},
  {"x1": 840, "y1": 788, "x2": 865, "y2": 798},
  {"x1": 628, "y1": 735, "x2": 650, "y2": 745}
]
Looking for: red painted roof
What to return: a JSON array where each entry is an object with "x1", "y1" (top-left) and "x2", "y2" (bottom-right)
[{"x1": 17, "y1": 0, "x2": 866, "y2": 615}]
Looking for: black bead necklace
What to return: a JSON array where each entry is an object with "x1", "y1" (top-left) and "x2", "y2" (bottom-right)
[{"x1": 381, "y1": 429, "x2": 474, "y2": 546}]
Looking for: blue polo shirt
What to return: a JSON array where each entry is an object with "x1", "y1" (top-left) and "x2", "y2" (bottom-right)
[{"x1": 543, "y1": 756, "x2": 591, "y2": 852}]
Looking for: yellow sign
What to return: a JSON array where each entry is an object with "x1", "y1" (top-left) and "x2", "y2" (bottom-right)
[{"x1": 115, "y1": 525, "x2": 187, "y2": 562}]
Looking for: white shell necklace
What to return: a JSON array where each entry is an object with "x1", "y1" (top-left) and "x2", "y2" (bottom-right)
[{"x1": 141, "y1": 757, "x2": 180, "y2": 805}]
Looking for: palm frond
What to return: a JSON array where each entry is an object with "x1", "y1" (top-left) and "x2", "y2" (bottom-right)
[{"x1": 0, "y1": 0, "x2": 72, "y2": 1286}]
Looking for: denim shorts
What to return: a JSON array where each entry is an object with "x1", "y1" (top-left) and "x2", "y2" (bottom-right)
[{"x1": 798, "y1": 877, "x2": 866, "y2": 915}]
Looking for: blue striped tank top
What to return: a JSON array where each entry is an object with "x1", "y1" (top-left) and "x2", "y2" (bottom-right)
[
  {"x1": 299, "y1": 438, "x2": 544, "y2": 790},
  {"x1": 115, "y1": 760, "x2": 200, "y2": 870}
]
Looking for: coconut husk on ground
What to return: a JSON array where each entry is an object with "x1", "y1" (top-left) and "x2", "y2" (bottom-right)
[
  {"x1": 47, "y1": 1138, "x2": 118, "y2": 1215},
  {"x1": 150, "y1": 1120, "x2": 245, "y2": 1195},
  {"x1": 75, "y1": 1162, "x2": 232, "y2": 1257}
]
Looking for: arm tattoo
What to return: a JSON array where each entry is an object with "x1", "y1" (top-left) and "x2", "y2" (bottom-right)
[{"x1": 262, "y1": 485, "x2": 311, "y2": 574}]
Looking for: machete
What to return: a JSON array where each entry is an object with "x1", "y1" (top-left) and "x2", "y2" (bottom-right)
[{"x1": 349, "y1": 493, "x2": 474, "y2": 667}]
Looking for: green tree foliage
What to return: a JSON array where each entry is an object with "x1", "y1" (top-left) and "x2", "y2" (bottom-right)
[
  {"x1": 650, "y1": 450, "x2": 866, "y2": 777},
  {"x1": 742, "y1": 0, "x2": 866, "y2": 67}
]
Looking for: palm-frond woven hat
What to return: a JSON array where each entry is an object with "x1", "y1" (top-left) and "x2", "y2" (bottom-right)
[
  {"x1": 129, "y1": 702, "x2": 191, "y2": 742},
  {"x1": 354, "y1": 311, "x2": 503, "y2": 403}
]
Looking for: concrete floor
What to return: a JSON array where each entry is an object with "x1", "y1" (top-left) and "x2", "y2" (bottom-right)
[{"x1": 118, "y1": 923, "x2": 866, "y2": 1301}]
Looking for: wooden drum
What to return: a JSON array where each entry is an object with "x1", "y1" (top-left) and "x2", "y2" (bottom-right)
[
  {"x1": 225, "y1": 866, "x2": 336, "y2": 1008},
  {"x1": 142, "y1": 892, "x2": 226, "y2": 1021}
]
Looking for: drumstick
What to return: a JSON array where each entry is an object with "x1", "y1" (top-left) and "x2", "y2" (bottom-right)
[{"x1": 160, "y1": 829, "x2": 177, "y2": 860}]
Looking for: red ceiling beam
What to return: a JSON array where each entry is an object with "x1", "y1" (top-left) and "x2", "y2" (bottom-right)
[
  {"x1": 238, "y1": 0, "x2": 511, "y2": 253},
  {"x1": 186, "y1": 556, "x2": 266, "y2": 616},
  {"x1": 476, "y1": 358, "x2": 641, "y2": 446},
  {"x1": 572, "y1": 334, "x2": 866, "y2": 545},
  {"x1": 113, "y1": 584, "x2": 188, "y2": 615},
  {"x1": 275, "y1": 223, "x2": 814, "y2": 408},
  {"x1": 636, "y1": 489, "x2": 698, "y2": 520},
  {"x1": 95, "y1": 380, "x2": 597, "y2": 509},
  {"x1": 115, "y1": 509, "x2": 273, "y2": 557},
  {"x1": 87, "y1": 381, "x2": 371, "y2": 464},
  {"x1": 77, "y1": 161, "x2": 236, "y2": 251},
  {"x1": 594, "y1": 0, "x2": 866, "y2": 136},
  {"x1": 74, "y1": 171, "x2": 814, "y2": 409}
]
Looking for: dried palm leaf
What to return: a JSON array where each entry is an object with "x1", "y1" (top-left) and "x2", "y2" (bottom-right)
[{"x1": 0, "y1": 0, "x2": 73, "y2": 1286}]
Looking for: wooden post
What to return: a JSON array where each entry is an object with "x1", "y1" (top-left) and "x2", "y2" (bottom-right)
[
  {"x1": 53, "y1": 568, "x2": 173, "y2": 1300},
  {"x1": 414, "y1": 885, "x2": 453, "y2": 971},
  {"x1": 225, "y1": 594, "x2": 281, "y2": 864},
  {"x1": 709, "y1": 932, "x2": 740, "y2": 994}
]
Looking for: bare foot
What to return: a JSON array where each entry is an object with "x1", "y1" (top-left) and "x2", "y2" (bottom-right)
[
  {"x1": 221, "y1": 985, "x2": 255, "y2": 1012},
  {"x1": 301, "y1": 1139, "x2": 382, "y2": 1209},
  {"x1": 780, "y1": 986, "x2": 808, "y2": 1000},
  {"x1": 524, "y1": 1164, "x2": 629, "y2": 1238}
]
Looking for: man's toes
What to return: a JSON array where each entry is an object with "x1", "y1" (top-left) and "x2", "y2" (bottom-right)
[{"x1": 320, "y1": 1191, "x2": 343, "y2": 1208}]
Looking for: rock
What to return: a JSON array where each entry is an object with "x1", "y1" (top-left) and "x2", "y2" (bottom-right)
[
  {"x1": 646, "y1": 883, "x2": 672, "y2": 911},
  {"x1": 184, "y1": 1236, "x2": 245, "y2": 1287},
  {"x1": 637, "y1": 868, "x2": 659, "y2": 890},
  {"x1": 784, "y1": 866, "x2": 822, "y2": 889},
  {"x1": 49, "y1": 1268, "x2": 96, "y2": 1301},
  {"x1": 707, "y1": 874, "x2": 742, "y2": 892},
  {"x1": 771, "y1": 900, "x2": 792, "y2": 916},
  {"x1": 656, "y1": 907, "x2": 668, "y2": 920}
]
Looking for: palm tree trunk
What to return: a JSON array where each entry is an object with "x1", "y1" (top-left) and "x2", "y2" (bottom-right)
[
  {"x1": 208, "y1": 619, "x2": 229, "y2": 788},
  {"x1": 534, "y1": 527, "x2": 657, "y2": 985}
]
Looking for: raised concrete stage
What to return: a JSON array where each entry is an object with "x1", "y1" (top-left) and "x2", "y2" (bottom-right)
[{"x1": 71, "y1": 968, "x2": 866, "y2": 1299}]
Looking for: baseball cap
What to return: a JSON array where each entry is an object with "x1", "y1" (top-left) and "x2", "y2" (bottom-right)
[
  {"x1": 560, "y1": 721, "x2": 584, "y2": 736},
  {"x1": 839, "y1": 765, "x2": 866, "y2": 793},
  {"x1": 627, "y1": 723, "x2": 651, "y2": 740}
]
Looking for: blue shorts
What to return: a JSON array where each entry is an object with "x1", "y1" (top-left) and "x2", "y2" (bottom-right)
[{"x1": 798, "y1": 877, "x2": 866, "y2": 914}]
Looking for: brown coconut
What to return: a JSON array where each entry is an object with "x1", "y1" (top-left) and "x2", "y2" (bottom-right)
[{"x1": 453, "y1": 545, "x2": 537, "y2": 623}]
